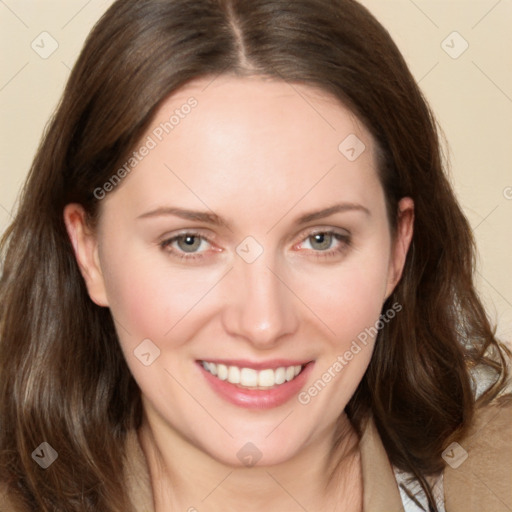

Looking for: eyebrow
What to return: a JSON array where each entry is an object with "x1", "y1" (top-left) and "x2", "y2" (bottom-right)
[
  {"x1": 137, "y1": 207, "x2": 228, "y2": 227},
  {"x1": 136, "y1": 202, "x2": 370, "y2": 227},
  {"x1": 295, "y1": 202, "x2": 370, "y2": 223}
]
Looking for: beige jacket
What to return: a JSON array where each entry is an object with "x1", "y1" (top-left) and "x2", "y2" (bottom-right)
[{"x1": 124, "y1": 402, "x2": 512, "y2": 512}]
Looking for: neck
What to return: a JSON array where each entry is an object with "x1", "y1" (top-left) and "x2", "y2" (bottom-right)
[{"x1": 139, "y1": 411, "x2": 362, "y2": 512}]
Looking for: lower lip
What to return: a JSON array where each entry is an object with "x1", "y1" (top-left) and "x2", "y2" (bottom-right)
[{"x1": 198, "y1": 362, "x2": 314, "y2": 409}]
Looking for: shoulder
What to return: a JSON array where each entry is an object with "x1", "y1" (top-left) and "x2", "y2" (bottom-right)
[{"x1": 444, "y1": 397, "x2": 512, "y2": 511}]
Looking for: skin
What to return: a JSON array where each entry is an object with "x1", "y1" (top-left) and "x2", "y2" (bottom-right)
[{"x1": 64, "y1": 75, "x2": 414, "y2": 511}]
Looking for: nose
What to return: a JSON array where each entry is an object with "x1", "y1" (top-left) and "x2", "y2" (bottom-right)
[{"x1": 221, "y1": 256, "x2": 299, "y2": 349}]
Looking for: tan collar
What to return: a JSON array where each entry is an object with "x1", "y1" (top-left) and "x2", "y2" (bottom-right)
[
  {"x1": 123, "y1": 417, "x2": 404, "y2": 512},
  {"x1": 359, "y1": 418, "x2": 405, "y2": 511}
]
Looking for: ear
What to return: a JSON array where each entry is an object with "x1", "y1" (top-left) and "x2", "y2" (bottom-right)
[
  {"x1": 385, "y1": 197, "x2": 414, "y2": 300},
  {"x1": 63, "y1": 204, "x2": 109, "y2": 307}
]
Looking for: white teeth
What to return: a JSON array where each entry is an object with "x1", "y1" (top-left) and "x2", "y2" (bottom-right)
[
  {"x1": 274, "y1": 367, "x2": 286, "y2": 385},
  {"x1": 228, "y1": 365, "x2": 240, "y2": 384},
  {"x1": 201, "y1": 361, "x2": 304, "y2": 389},
  {"x1": 258, "y1": 369, "x2": 275, "y2": 387},
  {"x1": 240, "y1": 368, "x2": 258, "y2": 387},
  {"x1": 217, "y1": 364, "x2": 228, "y2": 381},
  {"x1": 208, "y1": 362, "x2": 217, "y2": 376}
]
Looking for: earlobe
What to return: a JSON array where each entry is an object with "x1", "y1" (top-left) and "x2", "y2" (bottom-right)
[
  {"x1": 385, "y1": 197, "x2": 414, "y2": 300},
  {"x1": 63, "y1": 204, "x2": 109, "y2": 307}
]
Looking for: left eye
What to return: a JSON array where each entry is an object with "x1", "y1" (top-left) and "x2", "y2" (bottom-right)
[{"x1": 162, "y1": 234, "x2": 209, "y2": 253}]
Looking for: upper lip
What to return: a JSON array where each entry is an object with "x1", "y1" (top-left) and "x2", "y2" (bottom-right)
[{"x1": 198, "y1": 359, "x2": 313, "y2": 370}]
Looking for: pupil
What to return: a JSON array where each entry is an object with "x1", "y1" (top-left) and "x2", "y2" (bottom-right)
[
  {"x1": 178, "y1": 235, "x2": 201, "y2": 252},
  {"x1": 311, "y1": 233, "x2": 331, "y2": 250}
]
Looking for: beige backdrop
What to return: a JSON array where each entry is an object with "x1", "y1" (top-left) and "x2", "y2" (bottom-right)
[{"x1": 1, "y1": 0, "x2": 511, "y2": 340}]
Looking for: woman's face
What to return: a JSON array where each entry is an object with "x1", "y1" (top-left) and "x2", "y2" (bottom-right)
[{"x1": 66, "y1": 76, "x2": 413, "y2": 466}]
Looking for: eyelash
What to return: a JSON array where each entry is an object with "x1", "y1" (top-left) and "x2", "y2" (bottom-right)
[{"x1": 159, "y1": 229, "x2": 352, "y2": 261}]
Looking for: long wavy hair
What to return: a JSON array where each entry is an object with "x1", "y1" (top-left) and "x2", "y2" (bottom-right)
[{"x1": 0, "y1": 0, "x2": 509, "y2": 510}]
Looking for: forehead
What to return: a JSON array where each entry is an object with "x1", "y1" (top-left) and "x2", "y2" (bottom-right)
[
  {"x1": 102, "y1": 75, "x2": 383, "y2": 223},
  {"x1": 157, "y1": 75, "x2": 371, "y2": 165}
]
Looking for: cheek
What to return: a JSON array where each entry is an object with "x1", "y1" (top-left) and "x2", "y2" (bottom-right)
[
  {"x1": 293, "y1": 248, "x2": 391, "y2": 345},
  {"x1": 99, "y1": 244, "x2": 226, "y2": 347},
  {"x1": 293, "y1": 258, "x2": 392, "y2": 416}
]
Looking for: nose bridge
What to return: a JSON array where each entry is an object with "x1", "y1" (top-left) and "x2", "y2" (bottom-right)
[{"x1": 223, "y1": 252, "x2": 298, "y2": 346}]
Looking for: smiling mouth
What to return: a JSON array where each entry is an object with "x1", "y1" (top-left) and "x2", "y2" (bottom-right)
[{"x1": 200, "y1": 361, "x2": 305, "y2": 390}]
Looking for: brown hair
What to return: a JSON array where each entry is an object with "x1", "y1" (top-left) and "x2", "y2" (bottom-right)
[{"x1": 0, "y1": 0, "x2": 509, "y2": 510}]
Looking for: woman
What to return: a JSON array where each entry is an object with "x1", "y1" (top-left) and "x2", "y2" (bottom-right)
[{"x1": 0, "y1": 0, "x2": 510, "y2": 510}]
